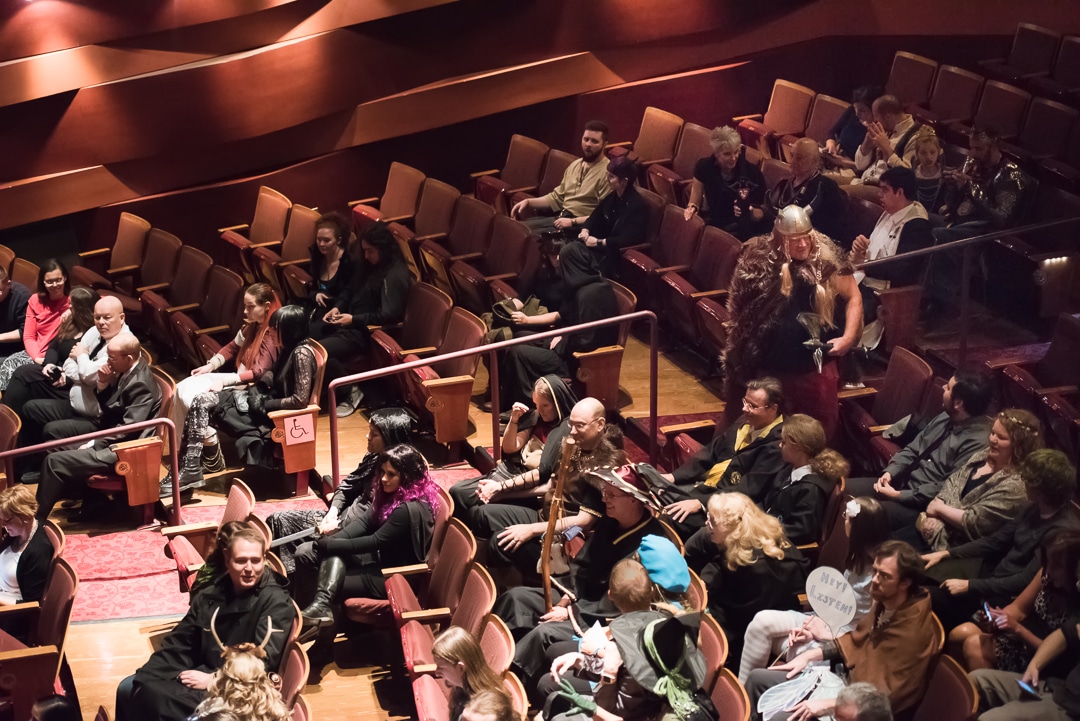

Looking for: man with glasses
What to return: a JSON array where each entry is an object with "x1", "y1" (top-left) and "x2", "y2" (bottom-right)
[{"x1": 658, "y1": 377, "x2": 787, "y2": 541}]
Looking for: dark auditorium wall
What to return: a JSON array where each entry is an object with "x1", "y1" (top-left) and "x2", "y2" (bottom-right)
[{"x1": 0, "y1": 0, "x2": 1077, "y2": 254}]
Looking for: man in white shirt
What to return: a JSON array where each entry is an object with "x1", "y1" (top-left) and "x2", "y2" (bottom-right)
[
  {"x1": 846, "y1": 96, "x2": 935, "y2": 202},
  {"x1": 848, "y1": 167, "x2": 934, "y2": 353}
]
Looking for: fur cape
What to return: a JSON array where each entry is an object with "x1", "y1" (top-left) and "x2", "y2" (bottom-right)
[{"x1": 721, "y1": 230, "x2": 852, "y2": 398}]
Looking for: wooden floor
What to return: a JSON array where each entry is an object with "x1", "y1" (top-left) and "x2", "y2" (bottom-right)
[{"x1": 61, "y1": 331, "x2": 726, "y2": 721}]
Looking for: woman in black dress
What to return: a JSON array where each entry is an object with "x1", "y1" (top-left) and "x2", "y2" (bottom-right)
[
  {"x1": 578, "y1": 155, "x2": 648, "y2": 277},
  {"x1": 306, "y1": 212, "x2": 354, "y2": 337}
]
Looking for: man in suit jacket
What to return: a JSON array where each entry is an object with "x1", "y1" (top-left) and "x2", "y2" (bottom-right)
[
  {"x1": 35, "y1": 332, "x2": 162, "y2": 520},
  {"x1": 660, "y1": 376, "x2": 788, "y2": 541}
]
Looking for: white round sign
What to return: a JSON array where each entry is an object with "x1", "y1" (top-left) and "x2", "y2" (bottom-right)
[{"x1": 805, "y1": 566, "x2": 857, "y2": 633}]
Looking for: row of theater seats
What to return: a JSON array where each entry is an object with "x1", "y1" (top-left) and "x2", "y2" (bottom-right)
[{"x1": 0, "y1": 244, "x2": 42, "y2": 290}]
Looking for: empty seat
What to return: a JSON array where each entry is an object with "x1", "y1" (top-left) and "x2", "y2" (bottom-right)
[
  {"x1": 621, "y1": 205, "x2": 705, "y2": 310},
  {"x1": 979, "y1": 23, "x2": 1061, "y2": 82},
  {"x1": 911, "y1": 655, "x2": 978, "y2": 721},
  {"x1": 70, "y1": 212, "x2": 151, "y2": 293},
  {"x1": 401, "y1": 308, "x2": 487, "y2": 446},
  {"x1": 908, "y1": 65, "x2": 985, "y2": 127},
  {"x1": 1039, "y1": 124, "x2": 1080, "y2": 192},
  {"x1": 943, "y1": 80, "x2": 1031, "y2": 143},
  {"x1": 169, "y1": 265, "x2": 246, "y2": 369},
  {"x1": 390, "y1": 178, "x2": 461, "y2": 266},
  {"x1": 648, "y1": 122, "x2": 714, "y2": 206},
  {"x1": 472, "y1": 134, "x2": 549, "y2": 208},
  {"x1": 219, "y1": 185, "x2": 292, "y2": 283},
  {"x1": 350, "y1": 162, "x2": 426, "y2": 232},
  {"x1": 10, "y1": 258, "x2": 38, "y2": 290},
  {"x1": 736, "y1": 79, "x2": 816, "y2": 158},
  {"x1": 885, "y1": 51, "x2": 939, "y2": 106},
  {"x1": 698, "y1": 612, "x2": 729, "y2": 692},
  {"x1": 449, "y1": 214, "x2": 536, "y2": 316},
  {"x1": 417, "y1": 196, "x2": 496, "y2": 298},
  {"x1": 658, "y1": 226, "x2": 741, "y2": 348},
  {"x1": 384, "y1": 518, "x2": 476, "y2": 629},
  {"x1": 251, "y1": 204, "x2": 320, "y2": 303},
  {"x1": 502, "y1": 148, "x2": 577, "y2": 217},
  {"x1": 1026, "y1": 35, "x2": 1080, "y2": 100},
  {"x1": 0, "y1": 244, "x2": 14, "y2": 275},
  {"x1": 140, "y1": 245, "x2": 214, "y2": 351},
  {"x1": 607, "y1": 106, "x2": 684, "y2": 169},
  {"x1": 75, "y1": 226, "x2": 182, "y2": 321},
  {"x1": 779, "y1": 94, "x2": 851, "y2": 162},
  {"x1": 1001, "y1": 97, "x2": 1080, "y2": 166},
  {"x1": 710, "y1": 668, "x2": 751, "y2": 721}
]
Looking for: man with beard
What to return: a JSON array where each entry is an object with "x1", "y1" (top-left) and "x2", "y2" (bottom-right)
[
  {"x1": 746, "y1": 541, "x2": 939, "y2": 721},
  {"x1": 723, "y1": 205, "x2": 862, "y2": 442},
  {"x1": 512, "y1": 121, "x2": 611, "y2": 237}
]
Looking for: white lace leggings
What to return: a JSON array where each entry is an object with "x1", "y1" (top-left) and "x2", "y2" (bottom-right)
[{"x1": 738, "y1": 609, "x2": 813, "y2": 684}]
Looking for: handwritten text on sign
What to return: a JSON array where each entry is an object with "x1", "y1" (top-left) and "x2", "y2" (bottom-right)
[{"x1": 806, "y1": 566, "x2": 857, "y2": 632}]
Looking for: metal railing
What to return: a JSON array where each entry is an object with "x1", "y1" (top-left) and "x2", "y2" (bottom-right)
[
  {"x1": 327, "y1": 310, "x2": 660, "y2": 484},
  {"x1": 0, "y1": 417, "x2": 182, "y2": 525},
  {"x1": 855, "y1": 215, "x2": 1079, "y2": 365}
]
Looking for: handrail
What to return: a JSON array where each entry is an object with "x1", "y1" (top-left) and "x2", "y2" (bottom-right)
[
  {"x1": 0, "y1": 417, "x2": 182, "y2": 526},
  {"x1": 853, "y1": 214, "x2": 1080, "y2": 365},
  {"x1": 856, "y1": 216, "x2": 1078, "y2": 270},
  {"x1": 327, "y1": 310, "x2": 660, "y2": 486}
]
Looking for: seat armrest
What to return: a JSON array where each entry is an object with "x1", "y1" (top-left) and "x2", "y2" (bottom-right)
[
  {"x1": 690, "y1": 289, "x2": 728, "y2": 300},
  {"x1": 380, "y1": 213, "x2": 414, "y2": 224},
  {"x1": 400, "y1": 607, "x2": 452, "y2": 622},
  {"x1": 607, "y1": 141, "x2": 633, "y2": 149},
  {"x1": 412, "y1": 663, "x2": 438, "y2": 675},
  {"x1": 193, "y1": 325, "x2": 232, "y2": 336},
  {"x1": 382, "y1": 563, "x2": 431, "y2": 577},
  {"x1": 484, "y1": 273, "x2": 518, "y2": 282},
  {"x1": 136, "y1": 282, "x2": 170, "y2": 293},
  {"x1": 399, "y1": 346, "x2": 438, "y2": 356},
  {"x1": 217, "y1": 223, "x2": 250, "y2": 233},
  {"x1": 421, "y1": 374, "x2": 475, "y2": 389},
  {"x1": 653, "y1": 264, "x2": 690, "y2": 275},
  {"x1": 641, "y1": 157, "x2": 673, "y2": 168},
  {"x1": 0, "y1": 600, "x2": 41, "y2": 619},
  {"x1": 348, "y1": 196, "x2": 380, "y2": 208},
  {"x1": 469, "y1": 169, "x2": 500, "y2": 179},
  {"x1": 732, "y1": 113, "x2": 764, "y2": 123},
  {"x1": 161, "y1": 520, "x2": 219, "y2": 539},
  {"x1": 276, "y1": 258, "x2": 311, "y2": 268},
  {"x1": 78, "y1": 247, "x2": 111, "y2": 259},
  {"x1": 106, "y1": 264, "x2": 140, "y2": 278},
  {"x1": 108, "y1": 437, "x2": 163, "y2": 453},
  {"x1": 450, "y1": 252, "x2": 484, "y2": 262},
  {"x1": 502, "y1": 185, "x2": 539, "y2": 196},
  {"x1": 658, "y1": 419, "x2": 716, "y2": 436},
  {"x1": 249, "y1": 240, "x2": 283, "y2": 250},
  {"x1": 868, "y1": 424, "x2": 891, "y2": 435},
  {"x1": 620, "y1": 243, "x2": 651, "y2": 253},
  {"x1": 166, "y1": 303, "x2": 200, "y2": 314},
  {"x1": 838, "y1": 387, "x2": 878, "y2": 400},
  {"x1": 1037, "y1": 385, "x2": 1078, "y2": 395},
  {"x1": 572, "y1": 344, "x2": 624, "y2": 360},
  {"x1": 267, "y1": 404, "x2": 321, "y2": 421},
  {"x1": 413, "y1": 233, "x2": 448, "y2": 244}
]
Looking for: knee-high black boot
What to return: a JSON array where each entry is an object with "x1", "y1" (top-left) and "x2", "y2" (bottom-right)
[{"x1": 300, "y1": 556, "x2": 346, "y2": 628}]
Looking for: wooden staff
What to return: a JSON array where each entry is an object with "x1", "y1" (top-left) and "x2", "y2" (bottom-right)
[{"x1": 542, "y1": 436, "x2": 575, "y2": 612}]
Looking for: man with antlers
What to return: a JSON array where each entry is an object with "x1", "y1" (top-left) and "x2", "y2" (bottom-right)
[{"x1": 115, "y1": 525, "x2": 296, "y2": 721}]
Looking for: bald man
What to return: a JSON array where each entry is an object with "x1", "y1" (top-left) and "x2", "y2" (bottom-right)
[
  {"x1": 35, "y1": 332, "x2": 161, "y2": 520},
  {"x1": 764, "y1": 137, "x2": 847, "y2": 246},
  {"x1": 15, "y1": 295, "x2": 133, "y2": 459}
]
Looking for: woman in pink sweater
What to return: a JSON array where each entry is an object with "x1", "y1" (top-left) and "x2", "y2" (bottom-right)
[{"x1": 0, "y1": 259, "x2": 71, "y2": 390}]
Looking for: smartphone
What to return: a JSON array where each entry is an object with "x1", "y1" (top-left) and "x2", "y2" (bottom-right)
[
  {"x1": 983, "y1": 601, "x2": 993, "y2": 619},
  {"x1": 1016, "y1": 679, "x2": 1042, "y2": 699},
  {"x1": 47, "y1": 365, "x2": 62, "y2": 381}
]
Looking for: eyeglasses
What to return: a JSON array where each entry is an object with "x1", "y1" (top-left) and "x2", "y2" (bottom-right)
[
  {"x1": 742, "y1": 397, "x2": 772, "y2": 411},
  {"x1": 568, "y1": 418, "x2": 599, "y2": 432},
  {"x1": 705, "y1": 516, "x2": 716, "y2": 529}
]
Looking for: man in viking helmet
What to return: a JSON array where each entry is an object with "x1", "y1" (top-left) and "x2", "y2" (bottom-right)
[{"x1": 722, "y1": 205, "x2": 862, "y2": 442}]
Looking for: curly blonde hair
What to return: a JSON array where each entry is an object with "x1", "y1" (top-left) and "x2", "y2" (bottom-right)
[
  {"x1": 0, "y1": 485, "x2": 37, "y2": 526},
  {"x1": 783, "y1": 414, "x2": 850, "y2": 484},
  {"x1": 195, "y1": 645, "x2": 289, "y2": 721},
  {"x1": 707, "y1": 493, "x2": 790, "y2": 571}
]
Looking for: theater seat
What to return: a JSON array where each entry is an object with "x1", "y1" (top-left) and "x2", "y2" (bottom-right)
[
  {"x1": 251, "y1": 203, "x2": 320, "y2": 303},
  {"x1": 885, "y1": 51, "x2": 939, "y2": 106},
  {"x1": 390, "y1": 178, "x2": 461, "y2": 269},
  {"x1": 620, "y1": 205, "x2": 704, "y2": 310},
  {"x1": 1000, "y1": 97, "x2": 1079, "y2": 167},
  {"x1": 71, "y1": 212, "x2": 151, "y2": 293},
  {"x1": 779, "y1": 94, "x2": 850, "y2": 163},
  {"x1": 11, "y1": 258, "x2": 39, "y2": 291},
  {"x1": 607, "y1": 106, "x2": 684, "y2": 172},
  {"x1": 449, "y1": 214, "x2": 536, "y2": 316},
  {"x1": 647, "y1": 122, "x2": 713, "y2": 207},
  {"x1": 735, "y1": 79, "x2": 815, "y2": 159},
  {"x1": 350, "y1": 162, "x2": 426, "y2": 232},
  {"x1": 369, "y1": 282, "x2": 454, "y2": 403},
  {"x1": 942, "y1": 80, "x2": 1031, "y2": 145},
  {"x1": 574, "y1": 281, "x2": 636, "y2": 411},
  {"x1": 140, "y1": 245, "x2": 214, "y2": 353},
  {"x1": 658, "y1": 226, "x2": 741, "y2": 349},
  {"x1": 169, "y1": 265, "x2": 245, "y2": 369},
  {"x1": 1026, "y1": 35, "x2": 1080, "y2": 101},
  {"x1": 471, "y1": 134, "x2": 549, "y2": 208},
  {"x1": 218, "y1": 186, "x2": 291, "y2": 283},
  {"x1": 417, "y1": 196, "x2": 495, "y2": 298},
  {"x1": 908, "y1": 65, "x2": 984, "y2": 128},
  {"x1": 94, "y1": 228, "x2": 184, "y2": 324},
  {"x1": 979, "y1": 23, "x2": 1060, "y2": 83},
  {"x1": 504, "y1": 148, "x2": 576, "y2": 217}
]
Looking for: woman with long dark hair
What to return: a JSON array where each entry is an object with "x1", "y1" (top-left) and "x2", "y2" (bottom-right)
[
  {"x1": 266, "y1": 406, "x2": 414, "y2": 573},
  {"x1": 300, "y1": 444, "x2": 440, "y2": 628},
  {"x1": 316, "y1": 221, "x2": 412, "y2": 417},
  {"x1": 305, "y1": 212, "x2": 354, "y2": 334},
  {"x1": 0, "y1": 259, "x2": 71, "y2": 389},
  {"x1": 171, "y1": 305, "x2": 313, "y2": 490}
]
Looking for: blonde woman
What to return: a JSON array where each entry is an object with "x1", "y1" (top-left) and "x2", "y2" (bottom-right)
[
  {"x1": 692, "y1": 492, "x2": 808, "y2": 664},
  {"x1": 0, "y1": 485, "x2": 51, "y2": 609},
  {"x1": 432, "y1": 626, "x2": 510, "y2": 721},
  {"x1": 918, "y1": 408, "x2": 1042, "y2": 552},
  {"x1": 193, "y1": 644, "x2": 289, "y2": 721}
]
